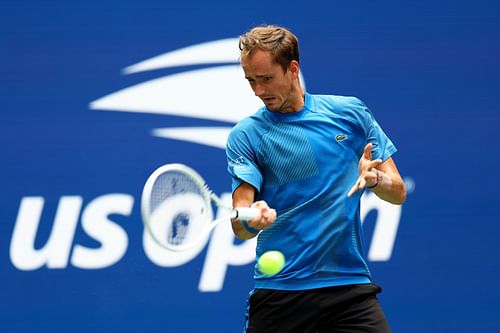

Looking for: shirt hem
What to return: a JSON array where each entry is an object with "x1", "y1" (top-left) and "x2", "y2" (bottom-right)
[{"x1": 254, "y1": 276, "x2": 372, "y2": 291}]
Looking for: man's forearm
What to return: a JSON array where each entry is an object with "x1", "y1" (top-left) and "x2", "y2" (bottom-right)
[{"x1": 370, "y1": 169, "x2": 406, "y2": 204}]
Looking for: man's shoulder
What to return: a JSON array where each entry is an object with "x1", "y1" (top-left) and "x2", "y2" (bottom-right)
[
  {"x1": 307, "y1": 94, "x2": 374, "y2": 131},
  {"x1": 228, "y1": 107, "x2": 269, "y2": 139},
  {"x1": 310, "y1": 94, "x2": 366, "y2": 111}
]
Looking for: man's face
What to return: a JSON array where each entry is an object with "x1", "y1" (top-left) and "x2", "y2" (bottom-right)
[{"x1": 242, "y1": 49, "x2": 299, "y2": 113}]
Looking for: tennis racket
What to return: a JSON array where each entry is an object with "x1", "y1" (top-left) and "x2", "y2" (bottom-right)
[{"x1": 141, "y1": 163, "x2": 259, "y2": 251}]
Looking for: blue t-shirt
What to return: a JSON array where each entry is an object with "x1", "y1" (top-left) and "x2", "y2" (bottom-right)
[{"x1": 226, "y1": 93, "x2": 396, "y2": 290}]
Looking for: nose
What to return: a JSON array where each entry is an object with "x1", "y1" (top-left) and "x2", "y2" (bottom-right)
[{"x1": 253, "y1": 82, "x2": 265, "y2": 97}]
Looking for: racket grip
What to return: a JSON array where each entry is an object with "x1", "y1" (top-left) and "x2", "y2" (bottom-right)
[{"x1": 235, "y1": 207, "x2": 260, "y2": 221}]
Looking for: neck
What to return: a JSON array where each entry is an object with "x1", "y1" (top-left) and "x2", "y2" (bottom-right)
[{"x1": 278, "y1": 86, "x2": 304, "y2": 114}]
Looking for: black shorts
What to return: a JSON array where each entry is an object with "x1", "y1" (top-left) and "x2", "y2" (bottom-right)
[{"x1": 244, "y1": 283, "x2": 391, "y2": 333}]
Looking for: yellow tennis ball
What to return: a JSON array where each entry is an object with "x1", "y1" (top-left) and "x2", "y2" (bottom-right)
[{"x1": 258, "y1": 251, "x2": 285, "y2": 276}]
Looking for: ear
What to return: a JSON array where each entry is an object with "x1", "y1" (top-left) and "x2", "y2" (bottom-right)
[{"x1": 289, "y1": 60, "x2": 300, "y2": 78}]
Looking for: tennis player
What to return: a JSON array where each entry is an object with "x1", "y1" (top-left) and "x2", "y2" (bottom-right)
[{"x1": 226, "y1": 25, "x2": 406, "y2": 332}]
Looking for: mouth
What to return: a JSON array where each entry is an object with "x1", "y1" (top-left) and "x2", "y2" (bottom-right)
[{"x1": 262, "y1": 96, "x2": 276, "y2": 104}]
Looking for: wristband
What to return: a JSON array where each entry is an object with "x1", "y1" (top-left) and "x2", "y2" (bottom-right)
[
  {"x1": 241, "y1": 219, "x2": 259, "y2": 234},
  {"x1": 367, "y1": 169, "x2": 380, "y2": 189}
]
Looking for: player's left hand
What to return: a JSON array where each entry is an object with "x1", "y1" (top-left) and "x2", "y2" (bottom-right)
[{"x1": 348, "y1": 143, "x2": 382, "y2": 197}]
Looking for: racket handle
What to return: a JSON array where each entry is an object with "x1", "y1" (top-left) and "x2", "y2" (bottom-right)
[{"x1": 235, "y1": 207, "x2": 260, "y2": 221}]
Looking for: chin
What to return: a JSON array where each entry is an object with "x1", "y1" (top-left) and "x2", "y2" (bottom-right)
[
  {"x1": 267, "y1": 106, "x2": 281, "y2": 113},
  {"x1": 266, "y1": 102, "x2": 285, "y2": 113}
]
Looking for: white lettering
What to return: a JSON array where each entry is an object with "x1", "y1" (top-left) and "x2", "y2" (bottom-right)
[
  {"x1": 9, "y1": 189, "x2": 405, "y2": 292},
  {"x1": 71, "y1": 194, "x2": 133, "y2": 269},
  {"x1": 143, "y1": 192, "x2": 209, "y2": 266},
  {"x1": 10, "y1": 196, "x2": 82, "y2": 270},
  {"x1": 360, "y1": 191, "x2": 402, "y2": 261},
  {"x1": 199, "y1": 193, "x2": 256, "y2": 292}
]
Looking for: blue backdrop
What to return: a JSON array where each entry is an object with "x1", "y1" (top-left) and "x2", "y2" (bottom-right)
[{"x1": 1, "y1": 0, "x2": 499, "y2": 332}]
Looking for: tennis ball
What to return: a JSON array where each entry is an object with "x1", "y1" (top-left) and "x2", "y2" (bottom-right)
[{"x1": 258, "y1": 251, "x2": 285, "y2": 276}]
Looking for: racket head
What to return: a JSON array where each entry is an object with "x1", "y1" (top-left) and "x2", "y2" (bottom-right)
[{"x1": 141, "y1": 163, "x2": 213, "y2": 251}]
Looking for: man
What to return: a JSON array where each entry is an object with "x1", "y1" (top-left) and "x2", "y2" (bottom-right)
[{"x1": 226, "y1": 25, "x2": 406, "y2": 333}]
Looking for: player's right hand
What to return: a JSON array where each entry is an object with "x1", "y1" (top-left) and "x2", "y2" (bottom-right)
[{"x1": 247, "y1": 200, "x2": 277, "y2": 230}]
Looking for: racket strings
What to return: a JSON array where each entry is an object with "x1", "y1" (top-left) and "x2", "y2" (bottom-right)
[
  {"x1": 151, "y1": 171, "x2": 204, "y2": 210},
  {"x1": 149, "y1": 170, "x2": 208, "y2": 247},
  {"x1": 169, "y1": 212, "x2": 190, "y2": 245}
]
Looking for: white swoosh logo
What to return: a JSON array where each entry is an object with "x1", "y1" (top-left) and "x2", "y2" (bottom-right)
[
  {"x1": 122, "y1": 38, "x2": 241, "y2": 74},
  {"x1": 89, "y1": 38, "x2": 305, "y2": 149},
  {"x1": 89, "y1": 65, "x2": 261, "y2": 123},
  {"x1": 152, "y1": 127, "x2": 231, "y2": 149}
]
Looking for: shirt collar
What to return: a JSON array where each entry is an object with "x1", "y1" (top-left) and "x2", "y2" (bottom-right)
[{"x1": 265, "y1": 92, "x2": 314, "y2": 121}]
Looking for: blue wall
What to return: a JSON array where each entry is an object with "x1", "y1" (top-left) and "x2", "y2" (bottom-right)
[{"x1": 1, "y1": 0, "x2": 499, "y2": 332}]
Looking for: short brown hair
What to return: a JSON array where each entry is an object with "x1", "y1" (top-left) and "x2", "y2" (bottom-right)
[{"x1": 239, "y1": 25, "x2": 300, "y2": 72}]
